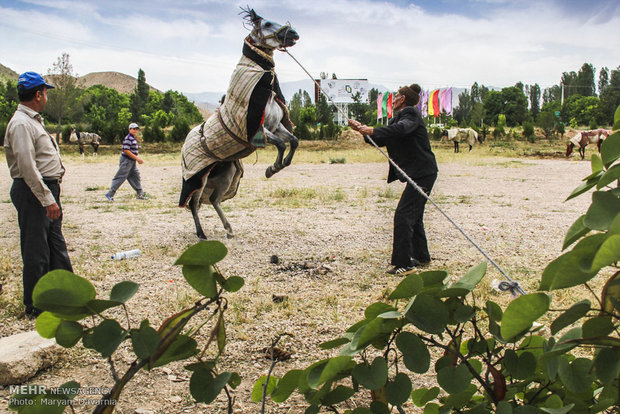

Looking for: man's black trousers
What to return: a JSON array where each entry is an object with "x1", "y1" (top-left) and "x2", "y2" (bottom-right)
[
  {"x1": 391, "y1": 174, "x2": 437, "y2": 268},
  {"x1": 10, "y1": 178, "x2": 73, "y2": 309}
]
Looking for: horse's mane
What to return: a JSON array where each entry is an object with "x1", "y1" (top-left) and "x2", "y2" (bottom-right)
[{"x1": 239, "y1": 6, "x2": 260, "y2": 28}]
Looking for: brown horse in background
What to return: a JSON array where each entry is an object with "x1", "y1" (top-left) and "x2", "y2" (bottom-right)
[{"x1": 566, "y1": 129, "x2": 610, "y2": 159}]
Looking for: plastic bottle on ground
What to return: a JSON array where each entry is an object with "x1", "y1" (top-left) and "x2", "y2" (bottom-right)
[{"x1": 111, "y1": 249, "x2": 141, "y2": 260}]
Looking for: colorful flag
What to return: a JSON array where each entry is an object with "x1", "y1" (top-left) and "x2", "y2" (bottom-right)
[
  {"x1": 421, "y1": 90, "x2": 429, "y2": 117},
  {"x1": 432, "y1": 89, "x2": 440, "y2": 117},
  {"x1": 377, "y1": 93, "x2": 383, "y2": 119},
  {"x1": 382, "y1": 92, "x2": 389, "y2": 118},
  {"x1": 428, "y1": 90, "x2": 435, "y2": 117},
  {"x1": 387, "y1": 93, "x2": 393, "y2": 118},
  {"x1": 443, "y1": 87, "x2": 453, "y2": 115}
]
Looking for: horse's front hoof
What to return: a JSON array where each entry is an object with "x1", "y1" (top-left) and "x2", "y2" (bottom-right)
[
  {"x1": 265, "y1": 167, "x2": 274, "y2": 178},
  {"x1": 226, "y1": 233, "x2": 234, "y2": 239},
  {"x1": 197, "y1": 232, "x2": 207, "y2": 240}
]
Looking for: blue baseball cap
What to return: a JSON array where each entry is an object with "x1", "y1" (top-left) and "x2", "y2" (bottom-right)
[{"x1": 17, "y1": 72, "x2": 55, "y2": 90}]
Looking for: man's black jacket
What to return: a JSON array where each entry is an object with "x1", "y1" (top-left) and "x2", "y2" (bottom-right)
[{"x1": 366, "y1": 106, "x2": 438, "y2": 183}]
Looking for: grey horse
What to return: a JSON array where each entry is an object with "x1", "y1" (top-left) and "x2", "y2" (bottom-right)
[
  {"x1": 179, "y1": 8, "x2": 300, "y2": 240},
  {"x1": 69, "y1": 128, "x2": 101, "y2": 157}
]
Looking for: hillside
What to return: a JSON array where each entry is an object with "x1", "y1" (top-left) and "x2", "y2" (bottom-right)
[
  {"x1": 77, "y1": 71, "x2": 160, "y2": 94},
  {"x1": 0, "y1": 63, "x2": 18, "y2": 81}
]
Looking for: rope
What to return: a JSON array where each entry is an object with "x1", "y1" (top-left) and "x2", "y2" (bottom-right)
[{"x1": 284, "y1": 49, "x2": 526, "y2": 297}]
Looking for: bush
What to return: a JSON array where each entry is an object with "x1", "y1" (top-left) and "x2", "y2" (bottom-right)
[
  {"x1": 522, "y1": 121, "x2": 535, "y2": 142},
  {"x1": 142, "y1": 125, "x2": 165, "y2": 142},
  {"x1": 168, "y1": 118, "x2": 190, "y2": 142}
]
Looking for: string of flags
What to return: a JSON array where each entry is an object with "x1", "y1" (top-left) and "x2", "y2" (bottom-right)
[{"x1": 376, "y1": 88, "x2": 453, "y2": 119}]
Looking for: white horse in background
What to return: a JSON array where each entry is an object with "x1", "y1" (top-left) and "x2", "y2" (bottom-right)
[
  {"x1": 69, "y1": 128, "x2": 101, "y2": 157},
  {"x1": 442, "y1": 127, "x2": 479, "y2": 152},
  {"x1": 566, "y1": 129, "x2": 610, "y2": 159}
]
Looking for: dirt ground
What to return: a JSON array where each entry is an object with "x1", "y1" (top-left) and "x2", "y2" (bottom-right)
[{"x1": 0, "y1": 150, "x2": 594, "y2": 413}]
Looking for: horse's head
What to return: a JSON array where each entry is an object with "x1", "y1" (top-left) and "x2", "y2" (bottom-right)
[
  {"x1": 566, "y1": 142, "x2": 574, "y2": 157},
  {"x1": 242, "y1": 7, "x2": 299, "y2": 51}
]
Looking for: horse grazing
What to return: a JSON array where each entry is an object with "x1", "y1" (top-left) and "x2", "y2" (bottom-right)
[
  {"x1": 442, "y1": 127, "x2": 479, "y2": 153},
  {"x1": 179, "y1": 8, "x2": 299, "y2": 240},
  {"x1": 69, "y1": 128, "x2": 101, "y2": 157},
  {"x1": 566, "y1": 129, "x2": 610, "y2": 159}
]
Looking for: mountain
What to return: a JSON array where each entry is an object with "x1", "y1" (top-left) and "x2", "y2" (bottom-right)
[
  {"x1": 0, "y1": 63, "x2": 19, "y2": 82},
  {"x1": 77, "y1": 71, "x2": 160, "y2": 94}
]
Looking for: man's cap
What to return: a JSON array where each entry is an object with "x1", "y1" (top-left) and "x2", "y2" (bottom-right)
[
  {"x1": 128, "y1": 122, "x2": 140, "y2": 129},
  {"x1": 17, "y1": 72, "x2": 55, "y2": 90}
]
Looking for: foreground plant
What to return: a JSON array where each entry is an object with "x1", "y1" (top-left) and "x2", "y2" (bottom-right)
[
  {"x1": 9, "y1": 241, "x2": 243, "y2": 414},
  {"x1": 256, "y1": 108, "x2": 620, "y2": 413}
]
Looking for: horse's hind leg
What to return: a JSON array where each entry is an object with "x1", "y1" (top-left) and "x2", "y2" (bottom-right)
[
  {"x1": 211, "y1": 200, "x2": 233, "y2": 239},
  {"x1": 190, "y1": 195, "x2": 207, "y2": 240},
  {"x1": 92, "y1": 143, "x2": 99, "y2": 157},
  {"x1": 79, "y1": 143, "x2": 85, "y2": 158},
  {"x1": 278, "y1": 124, "x2": 299, "y2": 167},
  {"x1": 264, "y1": 129, "x2": 286, "y2": 178}
]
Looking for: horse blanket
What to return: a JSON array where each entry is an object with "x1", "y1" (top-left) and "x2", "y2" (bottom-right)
[
  {"x1": 178, "y1": 39, "x2": 292, "y2": 207},
  {"x1": 70, "y1": 131, "x2": 101, "y2": 144}
]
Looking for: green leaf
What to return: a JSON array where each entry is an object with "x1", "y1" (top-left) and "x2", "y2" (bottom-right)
[
  {"x1": 504, "y1": 350, "x2": 536, "y2": 380},
  {"x1": 566, "y1": 176, "x2": 599, "y2": 201},
  {"x1": 131, "y1": 321, "x2": 160, "y2": 359},
  {"x1": 365, "y1": 302, "x2": 396, "y2": 319},
  {"x1": 228, "y1": 372, "x2": 241, "y2": 389},
  {"x1": 55, "y1": 320, "x2": 83, "y2": 348},
  {"x1": 584, "y1": 191, "x2": 620, "y2": 231},
  {"x1": 352, "y1": 357, "x2": 388, "y2": 390},
  {"x1": 151, "y1": 334, "x2": 198, "y2": 368},
  {"x1": 190, "y1": 367, "x2": 232, "y2": 403},
  {"x1": 388, "y1": 273, "x2": 423, "y2": 300},
  {"x1": 271, "y1": 369, "x2": 303, "y2": 403},
  {"x1": 217, "y1": 315, "x2": 226, "y2": 354},
  {"x1": 591, "y1": 234, "x2": 620, "y2": 272},
  {"x1": 550, "y1": 300, "x2": 590, "y2": 335},
  {"x1": 175, "y1": 241, "x2": 227, "y2": 265},
  {"x1": 582, "y1": 316, "x2": 615, "y2": 338},
  {"x1": 319, "y1": 337, "x2": 349, "y2": 350},
  {"x1": 562, "y1": 215, "x2": 590, "y2": 250},
  {"x1": 355, "y1": 317, "x2": 384, "y2": 349},
  {"x1": 322, "y1": 385, "x2": 355, "y2": 405},
  {"x1": 411, "y1": 387, "x2": 440, "y2": 407},
  {"x1": 601, "y1": 130, "x2": 620, "y2": 167},
  {"x1": 557, "y1": 358, "x2": 594, "y2": 394},
  {"x1": 35, "y1": 311, "x2": 62, "y2": 339},
  {"x1": 486, "y1": 300, "x2": 503, "y2": 322},
  {"x1": 500, "y1": 293, "x2": 550, "y2": 341},
  {"x1": 311, "y1": 356, "x2": 355, "y2": 388},
  {"x1": 110, "y1": 281, "x2": 139, "y2": 303},
  {"x1": 221, "y1": 276, "x2": 244, "y2": 292},
  {"x1": 396, "y1": 331, "x2": 430, "y2": 374},
  {"x1": 441, "y1": 262, "x2": 487, "y2": 297},
  {"x1": 602, "y1": 270, "x2": 620, "y2": 315},
  {"x1": 594, "y1": 347, "x2": 620, "y2": 384},
  {"x1": 91, "y1": 319, "x2": 127, "y2": 358},
  {"x1": 385, "y1": 372, "x2": 412, "y2": 406},
  {"x1": 252, "y1": 374, "x2": 278, "y2": 402},
  {"x1": 539, "y1": 405, "x2": 575, "y2": 414},
  {"x1": 419, "y1": 270, "x2": 448, "y2": 289},
  {"x1": 33, "y1": 269, "x2": 96, "y2": 317},
  {"x1": 591, "y1": 153, "x2": 604, "y2": 173},
  {"x1": 182, "y1": 265, "x2": 217, "y2": 298},
  {"x1": 437, "y1": 364, "x2": 471, "y2": 394},
  {"x1": 496, "y1": 401, "x2": 513, "y2": 414},
  {"x1": 405, "y1": 294, "x2": 448, "y2": 334},
  {"x1": 597, "y1": 163, "x2": 620, "y2": 189},
  {"x1": 86, "y1": 298, "x2": 123, "y2": 314}
]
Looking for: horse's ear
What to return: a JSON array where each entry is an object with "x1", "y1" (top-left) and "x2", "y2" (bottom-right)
[{"x1": 249, "y1": 9, "x2": 261, "y2": 23}]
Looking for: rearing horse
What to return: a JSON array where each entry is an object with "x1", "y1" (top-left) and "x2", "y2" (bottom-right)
[{"x1": 179, "y1": 8, "x2": 300, "y2": 240}]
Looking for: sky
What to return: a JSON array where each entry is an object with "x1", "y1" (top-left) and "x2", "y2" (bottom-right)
[{"x1": 0, "y1": 0, "x2": 619, "y2": 95}]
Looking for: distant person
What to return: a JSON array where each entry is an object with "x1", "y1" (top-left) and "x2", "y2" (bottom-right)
[
  {"x1": 105, "y1": 122, "x2": 147, "y2": 201},
  {"x1": 349, "y1": 83, "x2": 438, "y2": 275},
  {"x1": 4, "y1": 71, "x2": 73, "y2": 318}
]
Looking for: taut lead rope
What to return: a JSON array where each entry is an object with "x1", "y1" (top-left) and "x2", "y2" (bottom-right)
[{"x1": 284, "y1": 49, "x2": 526, "y2": 297}]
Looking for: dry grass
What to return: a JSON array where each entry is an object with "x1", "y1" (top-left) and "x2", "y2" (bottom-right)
[{"x1": 0, "y1": 137, "x2": 604, "y2": 413}]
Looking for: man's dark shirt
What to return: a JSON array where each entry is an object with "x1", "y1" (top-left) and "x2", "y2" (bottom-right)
[{"x1": 368, "y1": 106, "x2": 438, "y2": 183}]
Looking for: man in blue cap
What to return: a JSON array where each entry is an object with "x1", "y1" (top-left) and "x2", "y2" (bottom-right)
[{"x1": 4, "y1": 71, "x2": 73, "y2": 319}]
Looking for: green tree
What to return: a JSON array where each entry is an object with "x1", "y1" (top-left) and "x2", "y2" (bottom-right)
[
  {"x1": 45, "y1": 53, "x2": 82, "y2": 141},
  {"x1": 83, "y1": 85, "x2": 131, "y2": 143},
  {"x1": 482, "y1": 90, "x2": 502, "y2": 125},
  {"x1": 567, "y1": 95, "x2": 601, "y2": 125},
  {"x1": 528, "y1": 83, "x2": 541, "y2": 119},
  {"x1": 543, "y1": 84, "x2": 562, "y2": 104},
  {"x1": 599, "y1": 66, "x2": 620, "y2": 125},
  {"x1": 576, "y1": 62, "x2": 596, "y2": 97},
  {"x1": 598, "y1": 66, "x2": 609, "y2": 94},
  {"x1": 536, "y1": 110, "x2": 556, "y2": 139},
  {"x1": 130, "y1": 68, "x2": 149, "y2": 120}
]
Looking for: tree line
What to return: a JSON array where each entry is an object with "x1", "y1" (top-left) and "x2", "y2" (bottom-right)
[{"x1": 0, "y1": 53, "x2": 203, "y2": 146}]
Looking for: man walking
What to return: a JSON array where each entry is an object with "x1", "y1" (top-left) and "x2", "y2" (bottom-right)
[
  {"x1": 4, "y1": 71, "x2": 73, "y2": 318},
  {"x1": 105, "y1": 122, "x2": 147, "y2": 201}
]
